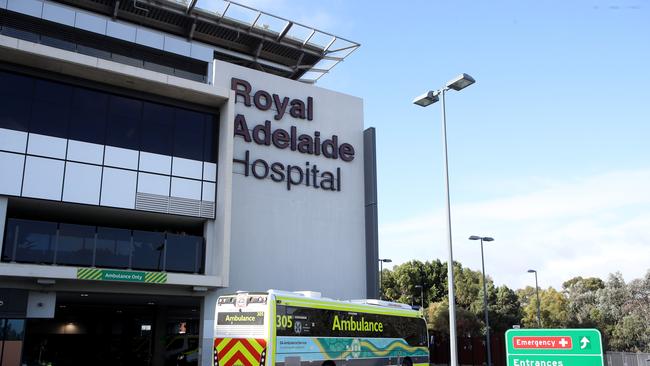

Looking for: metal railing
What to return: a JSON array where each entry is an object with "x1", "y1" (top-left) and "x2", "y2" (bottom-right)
[{"x1": 606, "y1": 352, "x2": 650, "y2": 366}]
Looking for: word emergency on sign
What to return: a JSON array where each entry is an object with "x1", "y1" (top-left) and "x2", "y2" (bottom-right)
[{"x1": 513, "y1": 337, "x2": 573, "y2": 349}]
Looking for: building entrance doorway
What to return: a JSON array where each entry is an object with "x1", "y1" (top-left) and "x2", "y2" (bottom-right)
[{"x1": 21, "y1": 292, "x2": 200, "y2": 366}]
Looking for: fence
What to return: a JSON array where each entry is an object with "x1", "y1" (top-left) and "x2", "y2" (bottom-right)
[
  {"x1": 430, "y1": 334, "x2": 650, "y2": 366},
  {"x1": 606, "y1": 352, "x2": 650, "y2": 366}
]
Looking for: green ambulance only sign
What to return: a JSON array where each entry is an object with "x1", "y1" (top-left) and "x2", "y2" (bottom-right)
[{"x1": 506, "y1": 329, "x2": 603, "y2": 366}]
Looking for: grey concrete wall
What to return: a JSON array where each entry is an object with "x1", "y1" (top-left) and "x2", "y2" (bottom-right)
[
  {"x1": 213, "y1": 60, "x2": 368, "y2": 300},
  {"x1": 363, "y1": 128, "x2": 379, "y2": 299}
]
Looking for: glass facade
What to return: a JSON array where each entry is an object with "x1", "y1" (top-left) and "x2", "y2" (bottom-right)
[
  {"x1": 132, "y1": 230, "x2": 166, "y2": 271},
  {"x1": 95, "y1": 227, "x2": 131, "y2": 269},
  {"x1": 12, "y1": 220, "x2": 57, "y2": 264},
  {"x1": 1, "y1": 219, "x2": 205, "y2": 274},
  {"x1": 0, "y1": 70, "x2": 218, "y2": 163},
  {"x1": 0, "y1": 9, "x2": 208, "y2": 83}
]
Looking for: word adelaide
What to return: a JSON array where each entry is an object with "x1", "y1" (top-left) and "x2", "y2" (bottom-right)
[{"x1": 231, "y1": 78, "x2": 355, "y2": 191}]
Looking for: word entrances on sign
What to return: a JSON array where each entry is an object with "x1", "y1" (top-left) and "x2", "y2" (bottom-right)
[{"x1": 231, "y1": 78, "x2": 356, "y2": 192}]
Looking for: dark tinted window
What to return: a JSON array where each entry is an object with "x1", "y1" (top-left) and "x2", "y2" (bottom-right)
[
  {"x1": 56, "y1": 223, "x2": 95, "y2": 266},
  {"x1": 2, "y1": 218, "x2": 18, "y2": 261},
  {"x1": 41, "y1": 35, "x2": 76, "y2": 52},
  {"x1": 106, "y1": 95, "x2": 142, "y2": 150},
  {"x1": 4, "y1": 319, "x2": 26, "y2": 341},
  {"x1": 12, "y1": 219, "x2": 57, "y2": 264},
  {"x1": 141, "y1": 102, "x2": 174, "y2": 155},
  {"x1": 30, "y1": 79, "x2": 73, "y2": 138},
  {"x1": 0, "y1": 72, "x2": 33, "y2": 131},
  {"x1": 95, "y1": 227, "x2": 131, "y2": 268},
  {"x1": 68, "y1": 88, "x2": 108, "y2": 144},
  {"x1": 165, "y1": 233, "x2": 202, "y2": 273},
  {"x1": 203, "y1": 116, "x2": 219, "y2": 163},
  {"x1": 132, "y1": 230, "x2": 165, "y2": 271},
  {"x1": 276, "y1": 305, "x2": 428, "y2": 347},
  {"x1": 174, "y1": 109, "x2": 205, "y2": 160},
  {"x1": 0, "y1": 71, "x2": 217, "y2": 162},
  {"x1": 0, "y1": 26, "x2": 39, "y2": 43}
]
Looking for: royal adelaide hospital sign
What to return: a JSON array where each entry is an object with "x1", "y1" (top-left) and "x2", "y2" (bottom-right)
[{"x1": 231, "y1": 78, "x2": 356, "y2": 192}]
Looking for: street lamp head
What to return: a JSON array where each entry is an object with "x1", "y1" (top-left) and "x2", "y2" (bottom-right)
[
  {"x1": 414, "y1": 285, "x2": 422, "y2": 289},
  {"x1": 527, "y1": 269, "x2": 537, "y2": 273},
  {"x1": 446, "y1": 73, "x2": 475, "y2": 91},
  {"x1": 379, "y1": 259, "x2": 392, "y2": 263},
  {"x1": 469, "y1": 235, "x2": 494, "y2": 242},
  {"x1": 412, "y1": 90, "x2": 440, "y2": 107}
]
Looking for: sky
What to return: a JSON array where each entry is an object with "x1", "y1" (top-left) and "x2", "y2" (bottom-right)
[{"x1": 234, "y1": 0, "x2": 650, "y2": 290}]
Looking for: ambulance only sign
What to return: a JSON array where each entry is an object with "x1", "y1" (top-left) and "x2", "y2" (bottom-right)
[{"x1": 506, "y1": 329, "x2": 603, "y2": 366}]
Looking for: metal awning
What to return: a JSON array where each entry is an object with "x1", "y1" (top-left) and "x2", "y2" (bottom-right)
[{"x1": 52, "y1": 0, "x2": 360, "y2": 83}]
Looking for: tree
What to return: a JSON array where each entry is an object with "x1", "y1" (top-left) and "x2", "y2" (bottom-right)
[
  {"x1": 427, "y1": 300, "x2": 482, "y2": 337},
  {"x1": 380, "y1": 260, "x2": 447, "y2": 307},
  {"x1": 563, "y1": 276, "x2": 604, "y2": 328},
  {"x1": 615, "y1": 270, "x2": 650, "y2": 351},
  {"x1": 595, "y1": 272, "x2": 629, "y2": 349},
  {"x1": 491, "y1": 285, "x2": 523, "y2": 332},
  {"x1": 520, "y1": 287, "x2": 568, "y2": 328},
  {"x1": 380, "y1": 267, "x2": 398, "y2": 301}
]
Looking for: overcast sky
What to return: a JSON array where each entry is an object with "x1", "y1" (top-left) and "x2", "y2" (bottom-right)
[{"x1": 234, "y1": 0, "x2": 650, "y2": 290}]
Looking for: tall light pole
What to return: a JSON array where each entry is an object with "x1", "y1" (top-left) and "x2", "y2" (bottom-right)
[
  {"x1": 528, "y1": 269, "x2": 541, "y2": 327},
  {"x1": 413, "y1": 73, "x2": 475, "y2": 366},
  {"x1": 414, "y1": 284, "x2": 424, "y2": 309},
  {"x1": 379, "y1": 258, "x2": 392, "y2": 299},
  {"x1": 469, "y1": 235, "x2": 494, "y2": 366}
]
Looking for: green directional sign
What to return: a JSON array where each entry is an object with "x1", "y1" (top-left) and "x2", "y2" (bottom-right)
[
  {"x1": 77, "y1": 268, "x2": 167, "y2": 284},
  {"x1": 506, "y1": 329, "x2": 603, "y2": 366}
]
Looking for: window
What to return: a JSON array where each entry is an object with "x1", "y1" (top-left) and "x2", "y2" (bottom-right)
[
  {"x1": 275, "y1": 306, "x2": 428, "y2": 347},
  {"x1": 1, "y1": 218, "x2": 205, "y2": 274},
  {"x1": 106, "y1": 95, "x2": 142, "y2": 150},
  {"x1": 0, "y1": 71, "x2": 33, "y2": 131},
  {"x1": 95, "y1": 227, "x2": 131, "y2": 268},
  {"x1": 1, "y1": 319, "x2": 26, "y2": 341},
  {"x1": 68, "y1": 88, "x2": 108, "y2": 145},
  {"x1": 165, "y1": 233, "x2": 202, "y2": 273},
  {"x1": 56, "y1": 223, "x2": 95, "y2": 266},
  {"x1": 1, "y1": 218, "x2": 18, "y2": 262},
  {"x1": 132, "y1": 230, "x2": 165, "y2": 271},
  {"x1": 0, "y1": 71, "x2": 218, "y2": 163},
  {"x1": 141, "y1": 102, "x2": 174, "y2": 156},
  {"x1": 11, "y1": 219, "x2": 57, "y2": 264},
  {"x1": 30, "y1": 79, "x2": 73, "y2": 138},
  {"x1": 173, "y1": 109, "x2": 205, "y2": 161},
  {"x1": 203, "y1": 116, "x2": 219, "y2": 163}
]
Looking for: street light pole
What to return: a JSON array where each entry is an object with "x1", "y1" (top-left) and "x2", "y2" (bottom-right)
[
  {"x1": 413, "y1": 73, "x2": 476, "y2": 366},
  {"x1": 469, "y1": 235, "x2": 494, "y2": 366},
  {"x1": 379, "y1": 258, "x2": 392, "y2": 299},
  {"x1": 528, "y1": 269, "x2": 541, "y2": 327}
]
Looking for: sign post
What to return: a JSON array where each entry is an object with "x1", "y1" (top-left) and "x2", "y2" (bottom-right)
[{"x1": 506, "y1": 329, "x2": 603, "y2": 366}]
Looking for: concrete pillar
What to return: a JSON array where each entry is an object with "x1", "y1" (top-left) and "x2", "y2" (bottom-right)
[
  {"x1": 152, "y1": 305, "x2": 168, "y2": 366},
  {"x1": 0, "y1": 196, "x2": 8, "y2": 257},
  {"x1": 363, "y1": 129, "x2": 379, "y2": 299},
  {"x1": 199, "y1": 290, "x2": 219, "y2": 366}
]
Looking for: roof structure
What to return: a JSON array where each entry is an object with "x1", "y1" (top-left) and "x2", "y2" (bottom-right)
[{"x1": 51, "y1": 0, "x2": 360, "y2": 83}]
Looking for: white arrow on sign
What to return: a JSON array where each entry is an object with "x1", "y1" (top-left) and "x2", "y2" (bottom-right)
[{"x1": 580, "y1": 336, "x2": 590, "y2": 349}]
